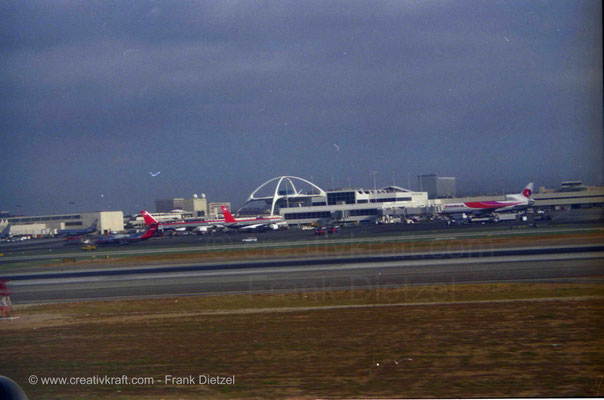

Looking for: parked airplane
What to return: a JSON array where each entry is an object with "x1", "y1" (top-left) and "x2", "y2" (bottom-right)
[
  {"x1": 141, "y1": 209, "x2": 285, "y2": 232},
  {"x1": 441, "y1": 183, "x2": 534, "y2": 216},
  {"x1": 140, "y1": 210, "x2": 225, "y2": 232},
  {"x1": 221, "y1": 206, "x2": 285, "y2": 231},
  {"x1": 95, "y1": 221, "x2": 158, "y2": 245},
  {"x1": 56, "y1": 220, "x2": 98, "y2": 237}
]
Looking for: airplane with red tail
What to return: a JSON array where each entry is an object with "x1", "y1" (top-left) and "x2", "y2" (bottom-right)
[
  {"x1": 141, "y1": 210, "x2": 231, "y2": 233},
  {"x1": 95, "y1": 217, "x2": 159, "y2": 245},
  {"x1": 140, "y1": 208, "x2": 285, "y2": 232},
  {"x1": 220, "y1": 206, "x2": 285, "y2": 231},
  {"x1": 441, "y1": 183, "x2": 534, "y2": 216}
]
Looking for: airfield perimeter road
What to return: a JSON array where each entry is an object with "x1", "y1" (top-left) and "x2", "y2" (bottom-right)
[{"x1": 5, "y1": 245, "x2": 604, "y2": 303}]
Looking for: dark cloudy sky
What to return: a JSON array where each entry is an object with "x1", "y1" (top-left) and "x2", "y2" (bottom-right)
[{"x1": 1, "y1": 0, "x2": 602, "y2": 216}]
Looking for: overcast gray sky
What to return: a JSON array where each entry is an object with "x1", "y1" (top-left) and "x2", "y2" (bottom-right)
[{"x1": 1, "y1": 0, "x2": 602, "y2": 215}]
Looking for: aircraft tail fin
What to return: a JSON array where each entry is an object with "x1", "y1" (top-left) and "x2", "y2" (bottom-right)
[
  {"x1": 221, "y1": 206, "x2": 237, "y2": 223},
  {"x1": 141, "y1": 211, "x2": 159, "y2": 226},
  {"x1": 521, "y1": 182, "x2": 534, "y2": 198},
  {"x1": 140, "y1": 223, "x2": 159, "y2": 240},
  {"x1": 0, "y1": 223, "x2": 10, "y2": 238}
]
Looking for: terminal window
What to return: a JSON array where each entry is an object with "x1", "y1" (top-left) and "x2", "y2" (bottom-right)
[
  {"x1": 284, "y1": 211, "x2": 332, "y2": 220},
  {"x1": 349, "y1": 209, "x2": 378, "y2": 216},
  {"x1": 327, "y1": 192, "x2": 356, "y2": 205}
]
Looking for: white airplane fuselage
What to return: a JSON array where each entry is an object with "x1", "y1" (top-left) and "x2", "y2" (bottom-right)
[{"x1": 441, "y1": 183, "x2": 534, "y2": 216}]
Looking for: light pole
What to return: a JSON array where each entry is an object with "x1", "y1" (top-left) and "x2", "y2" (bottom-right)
[{"x1": 370, "y1": 171, "x2": 377, "y2": 200}]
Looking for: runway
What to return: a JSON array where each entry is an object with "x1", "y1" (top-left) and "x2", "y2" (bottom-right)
[{"x1": 6, "y1": 245, "x2": 604, "y2": 303}]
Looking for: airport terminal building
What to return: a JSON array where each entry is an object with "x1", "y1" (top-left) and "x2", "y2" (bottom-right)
[
  {"x1": 239, "y1": 176, "x2": 604, "y2": 225},
  {"x1": 239, "y1": 176, "x2": 430, "y2": 225}
]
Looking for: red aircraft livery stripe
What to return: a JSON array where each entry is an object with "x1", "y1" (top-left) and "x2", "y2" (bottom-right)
[{"x1": 464, "y1": 201, "x2": 523, "y2": 209}]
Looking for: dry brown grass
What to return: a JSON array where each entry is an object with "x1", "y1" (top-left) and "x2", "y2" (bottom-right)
[{"x1": 1, "y1": 282, "x2": 603, "y2": 399}]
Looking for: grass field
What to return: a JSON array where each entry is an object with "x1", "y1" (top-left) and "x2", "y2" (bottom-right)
[
  {"x1": 2, "y1": 282, "x2": 603, "y2": 399},
  {"x1": 91, "y1": 231, "x2": 604, "y2": 266}
]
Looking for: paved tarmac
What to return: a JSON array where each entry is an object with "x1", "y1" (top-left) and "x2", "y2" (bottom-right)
[{"x1": 6, "y1": 245, "x2": 604, "y2": 303}]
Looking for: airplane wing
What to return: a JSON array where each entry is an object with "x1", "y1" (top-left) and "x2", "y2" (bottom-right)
[
  {"x1": 238, "y1": 224, "x2": 264, "y2": 231},
  {"x1": 467, "y1": 209, "x2": 494, "y2": 217}
]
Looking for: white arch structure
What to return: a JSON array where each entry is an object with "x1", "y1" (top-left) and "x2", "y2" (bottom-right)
[{"x1": 240, "y1": 176, "x2": 327, "y2": 216}]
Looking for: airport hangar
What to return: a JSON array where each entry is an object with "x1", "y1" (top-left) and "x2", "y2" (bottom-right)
[{"x1": 1, "y1": 211, "x2": 124, "y2": 237}]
